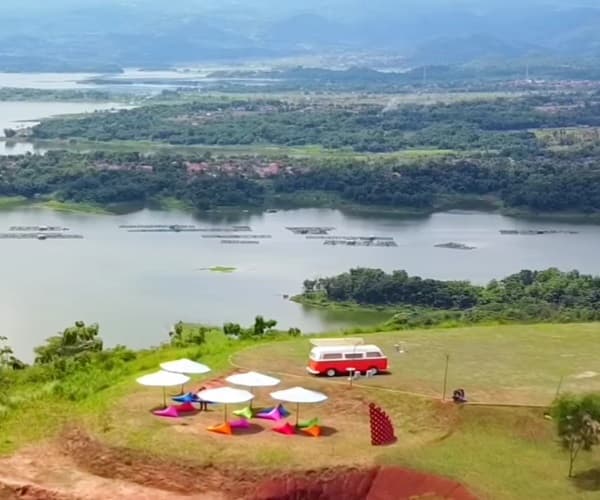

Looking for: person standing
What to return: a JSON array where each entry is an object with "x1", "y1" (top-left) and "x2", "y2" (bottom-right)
[{"x1": 198, "y1": 385, "x2": 209, "y2": 411}]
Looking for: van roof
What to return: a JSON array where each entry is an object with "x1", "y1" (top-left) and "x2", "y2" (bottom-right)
[
  {"x1": 310, "y1": 344, "x2": 384, "y2": 354},
  {"x1": 310, "y1": 338, "x2": 364, "y2": 347}
]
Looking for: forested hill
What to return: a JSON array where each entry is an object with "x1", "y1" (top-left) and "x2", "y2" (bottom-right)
[
  {"x1": 2, "y1": 150, "x2": 600, "y2": 214},
  {"x1": 31, "y1": 96, "x2": 600, "y2": 152},
  {"x1": 301, "y1": 268, "x2": 600, "y2": 326},
  {"x1": 2, "y1": 151, "x2": 600, "y2": 214}
]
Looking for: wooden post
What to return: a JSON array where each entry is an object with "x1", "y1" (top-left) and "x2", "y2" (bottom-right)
[
  {"x1": 348, "y1": 367, "x2": 356, "y2": 388},
  {"x1": 554, "y1": 375, "x2": 564, "y2": 400},
  {"x1": 442, "y1": 354, "x2": 450, "y2": 401}
]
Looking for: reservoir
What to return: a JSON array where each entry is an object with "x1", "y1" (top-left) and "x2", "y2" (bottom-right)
[
  {"x1": 0, "y1": 101, "x2": 130, "y2": 153},
  {"x1": 1, "y1": 207, "x2": 599, "y2": 360}
]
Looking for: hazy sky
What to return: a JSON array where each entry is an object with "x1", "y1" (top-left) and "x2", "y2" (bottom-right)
[{"x1": 1, "y1": 0, "x2": 596, "y2": 13}]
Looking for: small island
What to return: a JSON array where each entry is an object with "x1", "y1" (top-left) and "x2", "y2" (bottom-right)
[
  {"x1": 197, "y1": 266, "x2": 237, "y2": 273},
  {"x1": 434, "y1": 242, "x2": 476, "y2": 250}
]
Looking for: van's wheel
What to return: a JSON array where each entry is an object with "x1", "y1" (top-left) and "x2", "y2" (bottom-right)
[
  {"x1": 368, "y1": 367, "x2": 378, "y2": 375},
  {"x1": 326, "y1": 369, "x2": 337, "y2": 377}
]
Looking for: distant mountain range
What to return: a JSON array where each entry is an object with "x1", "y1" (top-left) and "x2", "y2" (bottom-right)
[{"x1": 0, "y1": 1, "x2": 600, "y2": 70}]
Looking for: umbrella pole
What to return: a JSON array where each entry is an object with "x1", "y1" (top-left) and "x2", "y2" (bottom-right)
[
  {"x1": 224, "y1": 404, "x2": 228, "y2": 423},
  {"x1": 295, "y1": 402, "x2": 300, "y2": 426},
  {"x1": 163, "y1": 387, "x2": 166, "y2": 408},
  {"x1": 249, "y1": 387, "x2": 254, "y2": 409}
]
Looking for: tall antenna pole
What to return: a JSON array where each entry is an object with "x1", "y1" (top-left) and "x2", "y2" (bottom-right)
[{"x1": 442, "y1": 354, "x2": 450, "y2": 401}]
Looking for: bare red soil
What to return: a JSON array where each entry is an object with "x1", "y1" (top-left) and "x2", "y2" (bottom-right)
[
  {"x1": 0, "y1": 430, "x2": 477, "y2": 500},
  {"x1": 253, "y1": 466, "x2": 477, "y2": 500}
]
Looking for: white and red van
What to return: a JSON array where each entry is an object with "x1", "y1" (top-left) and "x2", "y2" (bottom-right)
[{"x1": 306, "y1": 338, "x2": 389, "y2": 377}]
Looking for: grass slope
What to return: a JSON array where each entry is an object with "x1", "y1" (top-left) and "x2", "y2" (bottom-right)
[
  {"x1": 2, "y1": 323, "x2": 600, "y2": 499},
  {"x1": 0, "y1": 196, "x2": 28, "y2": 209},
  {"x1": 234, "y1": 323, "x2": 600, "y2": 405}
]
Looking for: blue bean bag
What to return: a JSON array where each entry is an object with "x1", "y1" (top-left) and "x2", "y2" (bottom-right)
[
  {"x1": 172, "y1": 392, "x2": 200, "y2": 403},
  {"x1": 277, "y1": 404, "x2": 291, "y2": 418}
]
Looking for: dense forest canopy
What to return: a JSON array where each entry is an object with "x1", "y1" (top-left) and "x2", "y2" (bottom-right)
[
  {"x1": 5, "y1": 87, "x2": 600, "y2": 215},
  {"x1": 32, "y1": 95, "x2": 600, "y2": 153},
  {"x1": 3, "y1": 149, "x2": 600, "y2": 214},
  {"x1": 302, "y1": 268, "x2": 600, "y2": 326}
]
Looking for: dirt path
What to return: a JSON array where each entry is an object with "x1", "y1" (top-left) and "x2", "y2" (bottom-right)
[
  {"x1": 0, "y1": 444, "x2": 225, "y2": 500},
  {"x1": 0, "y1": 433, "x2": 478, "y2": 500}
]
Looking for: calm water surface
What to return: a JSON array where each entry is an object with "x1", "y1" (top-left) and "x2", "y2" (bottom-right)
[
  {"x1": 1, "y1": 207, "x2": 599, "y2": 359},
  {"x1": 0, "y1": 101, "x2": 129, "y2": 138},
  {"x1": 0, "y1": 69, "x2": 261, "y2": 153}
]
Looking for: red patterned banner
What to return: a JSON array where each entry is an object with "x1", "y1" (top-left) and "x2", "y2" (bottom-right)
[{"x1": 369, "y1": 403, "x2": 396, "y2": 446}]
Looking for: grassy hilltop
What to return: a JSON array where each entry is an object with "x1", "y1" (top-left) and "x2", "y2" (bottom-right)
[{"x1": 1, "y1": 322, "x2": 600, "y2": 498}]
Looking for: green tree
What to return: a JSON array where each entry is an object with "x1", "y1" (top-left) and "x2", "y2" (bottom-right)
[
  {"x1": 552, "y1": 393, "x2": 600, "y2": 477},
  {"x1": 34, "y1": 321, "x2": 102, "y2": 364},
  {"x1": 170, "y1": 322, "x2": 208, "y2": 346},
  {"x1": 0, "y1": 336, "x2": 25, "y2": 370},
  {"x1": 253, "y1": 316, "x2": 277, "y2": 336},
  {"x1": 223, "y1": 322, "x2": 242, "y2": 337},
  {"x1": 288, "y1": 327, "x2": 301, "y2": 337},
  {"x1": 171, "y1": 321, "x2": 184, "y2": 338}
]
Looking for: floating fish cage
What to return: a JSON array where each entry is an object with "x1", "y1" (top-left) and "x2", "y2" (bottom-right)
[
  {"x1": 0, "y1": 233, "x2": 83, "y2": 240},
  {"x1": 193, "y1": 227, "x2": 252, "y2": 232},
  {"x1": 10, "y1": 226, "x2": 70, "y2": 232},
  {"x1": 202, "y1": 234, "x2": 271, "y2": 239},
  {"x1": 119, "y1": 224, "x2": 196, "y2": 229},
  {"x1": 323, "y1": 239, "x2": 397, "y2": 247},
  {"x1": 220, "y1": 240, "x2": 260, "y2": 245},
  {"x1": 286, "y1": 227, "x2": 335, "y2": 235},
  {"x1": 500, "y1": 229, "x2": 579, "y2": 235},
  {"x1": 127, "y1": 228, "x2": 203, "y2": 233},
  {"x1": 121, "y1": 224, "x2": 252, "y2": 233},
  {"x1": 307, "y1": 235, "x2": 394, "y2": 241}
]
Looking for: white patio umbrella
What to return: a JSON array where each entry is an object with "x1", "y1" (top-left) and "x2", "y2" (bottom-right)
[
  {"x1": 270, "y1": 386, "x2": 327, "y2": 426},
  {"x1": 160, "y1": 358, "x2": 211, "y2": 394},
  {"x1": 225, "y1": 371, "x2": 280, "y2": 407},
  {"x1": 160, "y1": 358, "x2": 211, "y2": 375},
  {"x1": 137, "y1": 370, "x2": 190, "y2": 408},
  {"x1": 197, "y1": 386, "x2": 254, "y2": 422}
]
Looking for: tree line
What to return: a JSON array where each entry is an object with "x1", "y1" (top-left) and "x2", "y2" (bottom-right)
[
  {"x1": 32, "y1": 94, "x2": 600, "y2": 153},
  {"x1": 302, "y1": 268, "x2": 600, "y2": 326},
  {"x1": 3, "y1": 151, "x2": 600, "y2": 214}
]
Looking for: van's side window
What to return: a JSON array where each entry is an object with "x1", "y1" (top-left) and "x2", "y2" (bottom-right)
[
  {"x1": 322, "y1": 353, "x2": 343, "y2": 360},
  {"x1": 366, "y1": 352, "x2": 382, "y2": 358},
  {"x1": 344, "y1": 353, "x2": 364, "y2": 359}
]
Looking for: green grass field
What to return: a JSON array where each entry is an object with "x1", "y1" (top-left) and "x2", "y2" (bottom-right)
[
  {"x1": 39, "y1": 200, "x2": 112, "y2": 215},
  {"x1": 3, "y1": 323, "x2": 600, "y2": 499},
  {"x1": 30, "y1": 137, "x2": 463, "y2": 160},
  {"x1": 234, "y1": 323, "x2": 600, "y2": 405},
  {"x1": 0, "y1": 196, "x2": 28, "y2": 209}
]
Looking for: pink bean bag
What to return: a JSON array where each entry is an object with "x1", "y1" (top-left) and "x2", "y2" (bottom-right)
[
  {"x1": 273, "y1": 422, "x2": 296, "y2": 435},
  {"x1": 174, "y1": 402, "x2": 196, "y2": 413},
  {"x1": 153, "y1": 406, "x2": 180, "y2": 418},
  {"x1": 256, "y1": 407, "x2": 282, "y2": 421},
  {"x1": 230, "y1": 419, "x2": 251, "y2": 429}
]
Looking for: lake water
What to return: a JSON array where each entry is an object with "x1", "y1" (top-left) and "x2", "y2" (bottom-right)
[
  {"x1": 0, "y1": 69, "x2": 266, "y2": 154},
  {"x1": 0, "y1": 101, "x2": 128, "y2": 138},
  {"x1": 0, "y1": 72, "x2": 98, "y2": 90},
  {"x1": 1, "y1": 207, "x2": 599, "y2": 360}
]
